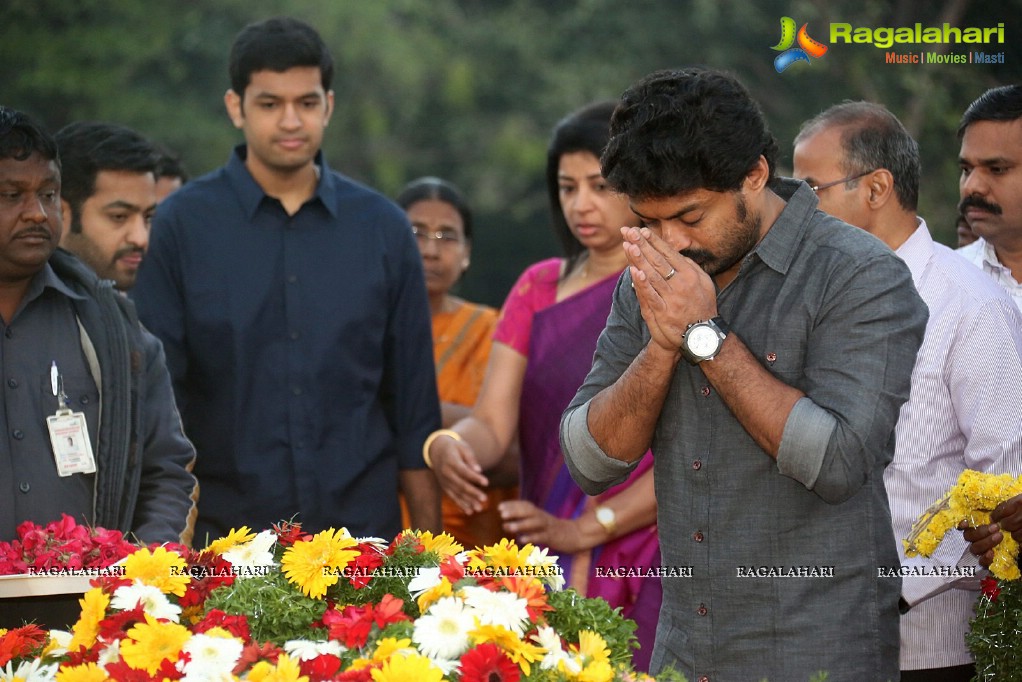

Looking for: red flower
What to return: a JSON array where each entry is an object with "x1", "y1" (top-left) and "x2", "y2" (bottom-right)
[
  {"x1": 459, "y1": 643, "x2": 521, "y2": 682},
  {"x1": 299, "y1": 653, "x2": 342, "y2": 681},
  {"x1": 0, "y1": 624, "x2": 48, "y2": 666},
  {"x1": 981, "y1": 576, "x2": 1001, "y2": 601},
  {"x1": 272, "y1": 520, "x2": 307, "y2": 547},
  {"x1": 347, "y1": 544, "x2": 385, "y2": 588},
  {"x1": 322, "y1": 605, "x2": 374, "y2": 649},
  {"x1": 193, "y1": 610, "x2": 251, "y2": 641},
  {"x1": 233, "y1": 642, "x2": 282, "y2": 676},
  {"x1": 105, "y1": 661, "x2": 155, "y2": 682},
  {"x1": 371, "y1": 594, "x2": 411, "y2": 628},
  {"x1": 439, "y1": 554, "x2": 466, "y2": 584},
  {"x1": 98, "y1": 605, "x2": 146, "y2": 640}
]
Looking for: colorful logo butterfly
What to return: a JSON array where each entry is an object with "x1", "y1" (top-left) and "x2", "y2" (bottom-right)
[{"x1": 771, "y1": 17, "x2": 828, "y2": 72}]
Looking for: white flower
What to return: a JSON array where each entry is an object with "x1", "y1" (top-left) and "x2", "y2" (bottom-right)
[
  {"x1": 97, "y1": 638, "x2": 121, "y2": 667},
  {"x1": 283, "y1": 639, "x2": 346, "y2": 661},
  {"x1": 0, "y1": 659, "x2": 58, "y2": 682},
  {"x1": 461, "y1": 585, "x2": 530, "y2": 635},
  {"x1": 526, "y1": 546, "x2": 565, "y2": 590},
  {"x1": 221, "y1": 529, "x2": 277, "y2": 574},
  {"x1": 111, "y1": 581, "x2": 181, "y2": 621},
  {"x1": 533, "y1": 625, "x2": 572, "y2": 671},
  {"x1": 180, "y1": 633, "x2": 245, "y2": 682},
  {"x1": 407, "y1": 566, "x2": 441, "y2": 595},
  {"x1": 44, "y1": 629, "x2": 72, "y2": 657},
  {"x1": 412, "y1": 596, "x2": 476, "y2": 659}
]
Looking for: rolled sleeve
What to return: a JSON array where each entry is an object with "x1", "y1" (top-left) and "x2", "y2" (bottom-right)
[
  {"x1": 776, "y1": 396, "x2": 834, "y2": 490},
  {"x1": 560, "y1": 401, "x2": 638, "y2": 495}
]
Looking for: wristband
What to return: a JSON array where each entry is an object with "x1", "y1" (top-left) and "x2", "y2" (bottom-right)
[{"x1": 422, "y1": 429, "x2": 463, "y2": 469}]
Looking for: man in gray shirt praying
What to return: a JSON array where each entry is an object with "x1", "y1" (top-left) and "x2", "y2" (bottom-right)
[{"x1": 559, "y1": 68, "x2": 927, "y2": 681}]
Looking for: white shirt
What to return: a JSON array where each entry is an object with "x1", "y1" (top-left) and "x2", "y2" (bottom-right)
[
  {"x1": 958, "y1": 237, "x2": 1022, "y2": 311},
  {"x1": 888, "y1": 221, "x2": 1022, "y2": 669}
]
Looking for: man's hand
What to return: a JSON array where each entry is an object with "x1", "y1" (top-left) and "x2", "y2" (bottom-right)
[
  {"x1": 961, "y1": 494, "x2": 1022, "y2": 568},
  {"x1": 620, "y1": 226, "x2": 717, "y2": 351}
]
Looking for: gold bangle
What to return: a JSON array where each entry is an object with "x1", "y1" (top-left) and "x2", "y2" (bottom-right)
[{"x1": 422, "y1": 429, "x2": 463, "y2": 469}]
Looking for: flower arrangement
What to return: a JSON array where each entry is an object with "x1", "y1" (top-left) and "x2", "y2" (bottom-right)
[
  {"x1": 908, "y1": 469, "x2": 1022, "y2": 681},
  {"x1": 904, "y1": 469, "x2": 1022, "y2": 580},
  {"x1": 0, "y1": 515, "x2": 136, "y2": 575},
  {"x1": 0, "y1": 520, "x2": 684, "y2": 682}
]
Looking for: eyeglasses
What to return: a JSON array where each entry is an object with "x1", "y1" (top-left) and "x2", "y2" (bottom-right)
[
  {"x1": 411, "y1": 226, "x2": 463, "y2": 247},
  {"x1": 808, "y1": 170, "x2": 875, "y2": 193}
]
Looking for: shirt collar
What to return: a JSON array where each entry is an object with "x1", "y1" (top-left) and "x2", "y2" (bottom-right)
[
  {"x1": 893, "y1": 218, "x2": 933, "y2": 287},
  {"x1": 978, "y1": 237, "x2": 1012, "y2": 274},
  {"x1": 750, "y1": 178, "x2": 818, "y2": 275},
  {"x1": 226, "y1": 145, "x2": 339, "y2": 220},
  {"x1": 19, "y1": 263, "x2": 89, "y2": 312}
]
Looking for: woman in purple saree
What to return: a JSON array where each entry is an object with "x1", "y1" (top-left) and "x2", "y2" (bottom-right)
[{"x1": 425, "y1": 102, "x2": 661, "y2": 671}]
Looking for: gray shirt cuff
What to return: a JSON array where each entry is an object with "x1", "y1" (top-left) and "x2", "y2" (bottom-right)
[
  {"x1": 776, "y1": 396, "x2": 834, "y2": 489},
  {"x1": 561, "y1": 402, "x2": 638, "y2": 494}
]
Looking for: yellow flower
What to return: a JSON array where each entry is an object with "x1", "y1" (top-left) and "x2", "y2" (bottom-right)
[
  {"x1": 123, "y1": 546, "x2": 190, "y2": 597},
  {"x1": 577, "y1": 659, "x2": 615, "y2": 682},
  {"x1": 907, "y1": 470, "x2": 1022, "y2": 580},
  {"x1": 280, "y1": 528, "x2": 359, "y2": 599},
  {"x1": 467, "y1": 538, "x2": 533, "y2": 574},
  {"x1": 471, "y1": 625, "x2": 544, "y2": 676},
  {"x1": 414, "y1": 530, "x2": 463, "y2": 557},
  {"x1": 371, "y1": 638, "x2": 415, "y2": 662},
  {"x1": 416, "y1": 577, "x2": 453, "y2": 613},
  {"x1": 369, "y1": 653, "x2": 444, "y2": 682},
  {"x1": 120, "y1": 614, "x2": 192, "y2": 674},
  {"x1": 69, "y1": 588, "x2": 109, "y2": 651},
  {"x1": 204, "y1": 526, "x2": 256, "y2": 555},
  {"x1": 573, "y1": 630, "x2": 610, "y2": 665},
  {"x1": 247, "y1": 653, "x2": 309, "y2": 682},
  {"x1": 55, "y1": 662, "x2": 108, "y2": 682}
]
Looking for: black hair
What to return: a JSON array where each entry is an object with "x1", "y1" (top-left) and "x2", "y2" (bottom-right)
[
  {"x1": 0, "y1": 106, "x2": 59, "y2": 164},
  {"x1": 602, "y1": 67, "x2": 778, "y2": 200},
  {"x1": 229, "y1": 16, "x2": 334, "y2": 96},
  {"x1": 395, "y1": 176, "x2": 473, "y2": 241},
  {"x1": 958, "y1": 85, "x2": 1022, "y2": 139},
  {"x1": 155, "y1": 146, "x2": 188, "y2": 183},
  {"x1": 796, "y1": 101, "x2": 920, "y2": 211},
  {"x1": 546, "y1": 100, "x2": 618, "y2": 276},
  {"x1": 54, "y1": 121, "x2": 159, "y2": 234}
]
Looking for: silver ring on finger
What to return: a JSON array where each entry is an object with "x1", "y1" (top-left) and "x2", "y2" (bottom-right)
[{"x1": 663, "y1": 267, "x2": 677, "y2": 281}]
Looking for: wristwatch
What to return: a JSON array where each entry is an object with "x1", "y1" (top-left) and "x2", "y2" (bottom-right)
[
  {"x1": 595, "y1": 506, "x2": 617, "y2": 535},
  {"x1": 681, "y1": 316, "x2": 729, "y2": 365}
]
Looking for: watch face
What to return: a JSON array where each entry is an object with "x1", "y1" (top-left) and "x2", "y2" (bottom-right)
[{"x1": 687, "y1": 325, "x2": 721, "y2": 357}]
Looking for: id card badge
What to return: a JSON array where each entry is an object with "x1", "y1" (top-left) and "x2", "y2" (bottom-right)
[
  {"x1": 47, "y1": 360, "x2": 96, "y2": 477},
  {"x1": 47, "y1": 409, "x2": 96, "y2": 477}
]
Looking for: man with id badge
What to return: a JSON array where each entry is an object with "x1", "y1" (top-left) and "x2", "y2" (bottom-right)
[{"x1": 0, "y1": 107, "x2": 198, "y2": 545}]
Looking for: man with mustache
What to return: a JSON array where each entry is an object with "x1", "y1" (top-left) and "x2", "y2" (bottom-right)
[
  {"x1": 792, "y1": 100, "x2": 1022, "y2": 682},
  {"x1": 54, "y1": 122, "x2": 158, "y2": 291},
  {"x1": 132, "y1": 17, "x2": 441, "y2": 541},
  {"x1": 559, "y1": 68, "x2": 927, "y2": 680},
  {"x1": 0, "y1": 107, "x2": 197, "y2": 547},
  {"x1": 957, "y1": 84, "x2": 1022, "y2": 311}
]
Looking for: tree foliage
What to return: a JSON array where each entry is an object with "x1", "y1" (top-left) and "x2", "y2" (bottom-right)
[{"x1": 1, "y1": 0, "x2": 1016, "y2": 305}]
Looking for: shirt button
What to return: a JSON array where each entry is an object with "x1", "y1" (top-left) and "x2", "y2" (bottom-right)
[
  {"x1": 292, "y1": 386, "x2": 303, "y2": 396},
  {"x1": 693, "y1": 531, "x2": 704, "y2": 542},
  {"x1": 290, "y1": 331, "x2": 300, "y2": 340},
  {"x1": 4, "y1": 328, "x2": 11, "y2": 339},
  {"x1": 287, "y1": 274, "x2": 298, "y2": 284},
  {"x1": 700, "y1": 386, "x2": 711, "y2": 397},
  {"x1": 19, "y1": 482, "x2": 30, "y2": 493},
  {"x1": 699, "y1": 676, "x2": 710, "y2": 682},
  {"x1": 7, "y1": 378, "x2": 17, "y2": 388},
  {"x1": 79, "y1": 395, "x2": 90, "y2": 405},
  {"x1": 766, "y1": 352, "x2": 777, "y2": 364},
  {"x1": 692, "y1": 460, "x2": 702, "y2": 470},
  {"x1": 697, "y1": 604, "x2": 708, "y2": 616},
  {"x1": 12, "y1": 429, "x2": 24, "y2": 440}
]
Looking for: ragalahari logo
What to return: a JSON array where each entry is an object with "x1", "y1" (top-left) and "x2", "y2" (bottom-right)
[{"x1": 771, "y1": 17, "x2": 828, "y2": 72}]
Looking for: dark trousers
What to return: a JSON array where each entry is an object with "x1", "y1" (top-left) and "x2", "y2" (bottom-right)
[{"x1": 900, "y1": 664, "x2": 975, "y2": 682}]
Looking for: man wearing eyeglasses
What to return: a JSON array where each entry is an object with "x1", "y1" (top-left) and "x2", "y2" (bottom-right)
[
  {"x1": 132, "y1": 17, "x2": 441, "y2": 541},
  {"x1": 793, "y1": 101, "x2": 1022, "y2": 682}
]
